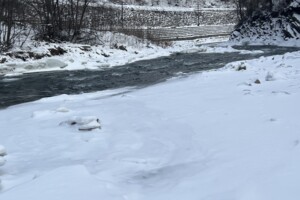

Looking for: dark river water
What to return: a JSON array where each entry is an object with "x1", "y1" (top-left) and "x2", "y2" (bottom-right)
[{"x1": 0, "y1": 45, "x2": 299, "y2": 108}]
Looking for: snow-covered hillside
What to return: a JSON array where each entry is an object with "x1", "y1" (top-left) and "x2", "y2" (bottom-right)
[
  {"x1": 230, "y1": 0, "x2": 300, "y2": 45},
  {"x1": 1, "y1": 46, "x2": 300, "y2": 199}
]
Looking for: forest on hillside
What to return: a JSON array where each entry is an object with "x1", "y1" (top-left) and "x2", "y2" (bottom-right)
[
  {"x1": 235, "y1": 0, "x2": 293, "y2": 20},
  {"x1": 0, "y1": 0, "x2": 293, "y2": 51}
]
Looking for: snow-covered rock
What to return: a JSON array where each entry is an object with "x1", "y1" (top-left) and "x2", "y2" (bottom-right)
[
  {"x1": 230, "y1": 0, "x2": 300, "y2": 45},
  {"x1": 61, "y1": 116, "x2": 101, "y2": 131},
  {"x1": 56, "y1": 107, "x2": 70, "y2": 113},
  {"x1": 23, "y1": 63, "x2": 46, "y2": 70},
  {"x1": 235, "y1": 62, "x2": 248, "y2": 71},
  {"x1": 78, "y1": 120, "x2": 102, "y2": 131},
  {"x1": 23, "y1": 60, "x2": 64, "y2": 70}
]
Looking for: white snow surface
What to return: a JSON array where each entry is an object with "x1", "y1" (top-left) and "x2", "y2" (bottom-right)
[
  {"x1": 0, "y1": 145, "x2": 6, "y2": 157},
  {"x1": 0, "y1": 157, "x2": 5, "y2": 167},
  {"x1": 1, "y1": 49, "x2": 300, "y2": 199}
]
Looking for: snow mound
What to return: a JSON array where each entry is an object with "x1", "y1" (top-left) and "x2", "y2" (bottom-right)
[
  {"x1": 22, "y1": 59, "x2": 67, "y2": 70},
  {"x1": 0, "y1": 145, "x2": 6, "y2": 156},
  {"x1": 235, "y1": 62, "x2": 248, "y2": 71},
  {"x1": 56, "y1": 107, "x2": 70, "y2": 113},
  {"x1": 61, "y1": 116, "x2": 101, "y2": 131},
  {"x1": 2, "y1": 59, "x2": 68, "y2": 75},
  {"x1": 0, "y1": 65, "x2": 15, "y2": 75},
  {"x1": 225, "y1": 61, "x2": 252, "y2": 71},
  {"x1": 45, "y1": 59, "x2": 68, "y2": 69},
  {"x1": 0, "y1": 145, "x2": 6, "y2": 169}
]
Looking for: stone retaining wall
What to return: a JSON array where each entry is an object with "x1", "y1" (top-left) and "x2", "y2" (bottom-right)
[{"x1": 90, "y1": 7, "x2": 238, "y2": 29}]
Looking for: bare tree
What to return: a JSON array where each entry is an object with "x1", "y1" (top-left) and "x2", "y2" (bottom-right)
[
  {"x1": 195, "y1": 0, "x2": 201, "y2": 26},
  {"x1": 0, "y1": 0, "x2": 26, "y2": 50},
  {"x1": 234, "y1": 0, "x2": 278, "y2": 21},
  {"x1": 23, "y1": 0, "x2": 91, "y2": 42},
  {"x1": 69, "y1": 0, "x2": 92, "y2": 41}
]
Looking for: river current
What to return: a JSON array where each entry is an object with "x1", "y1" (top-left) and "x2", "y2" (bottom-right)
[{"x1": 0, "y1": 45, "x2": 299, "y2": 108}]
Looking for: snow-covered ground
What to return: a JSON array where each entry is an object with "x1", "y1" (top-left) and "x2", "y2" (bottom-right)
[
  {"x1": 0, "y1": 34, "x2": 229, "y2": 76},
  {"x1": 1, "y1": 43, "x2": 300, "y2": 199}
]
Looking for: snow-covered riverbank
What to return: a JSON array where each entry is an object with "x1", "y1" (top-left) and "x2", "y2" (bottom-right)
[
  {"x1": 1, "y1": 46, "x2": 300, "y2": 199},
  {"x1": 0, "y1": 36, "x2": 280, "y2": 77},
  {"x1": 0, "y1": 34, "x2": 230, "y2": 77}
]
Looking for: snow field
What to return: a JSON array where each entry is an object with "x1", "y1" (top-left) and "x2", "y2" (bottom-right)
[
  {"x1": 0, "y1": 50, "x2": 300, "y2": 199},
  {"x1": 0, "y1": 145, "x2": 6, "y2": 187}
]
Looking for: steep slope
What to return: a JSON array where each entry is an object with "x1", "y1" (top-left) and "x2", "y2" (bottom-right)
[{"x1": 230, "y1": 0, "x2": 300, "y2": 44}]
